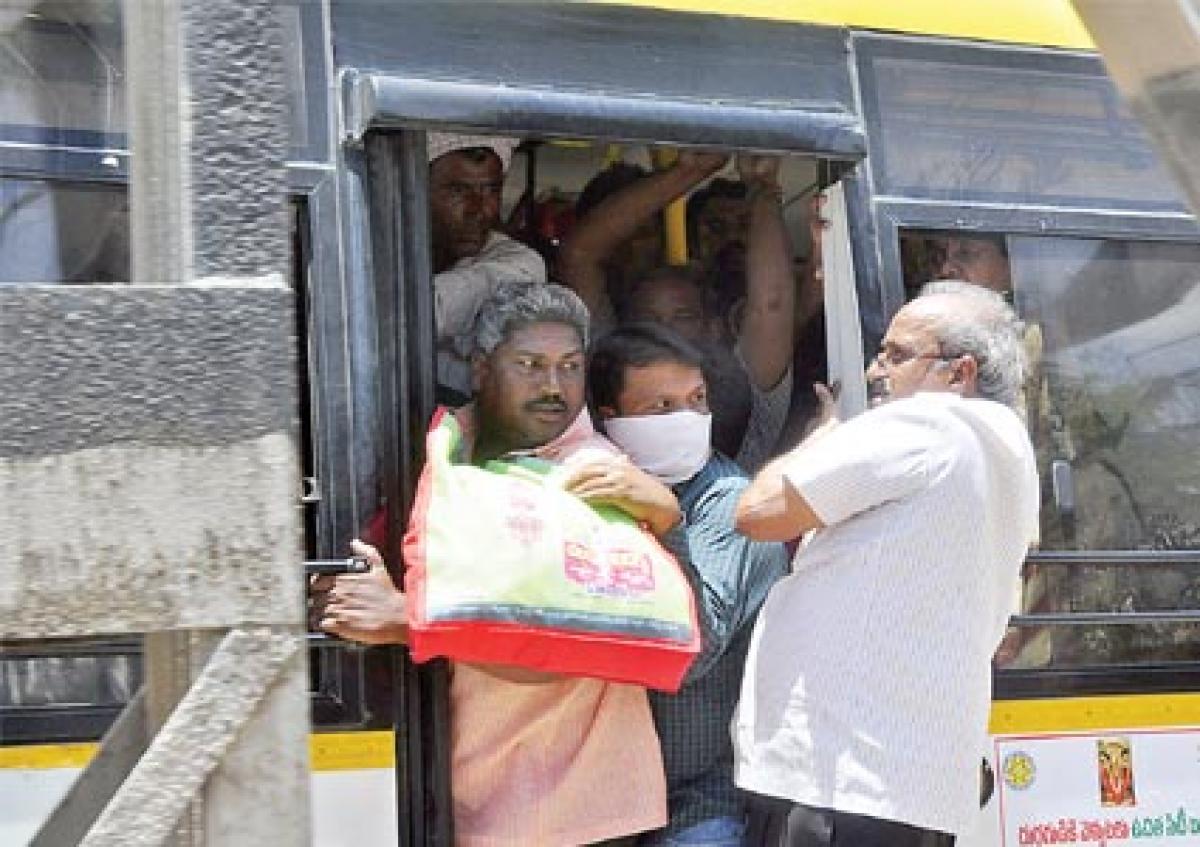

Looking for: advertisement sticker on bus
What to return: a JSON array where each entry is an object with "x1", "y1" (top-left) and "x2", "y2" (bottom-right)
[{"x1": 996, "y1": 729, "x2": 1200, "y2": 845}]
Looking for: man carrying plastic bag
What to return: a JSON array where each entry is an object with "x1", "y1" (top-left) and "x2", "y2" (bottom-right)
[{"x1": 311, "y1": 282, "x2": 684, "y2": 846}]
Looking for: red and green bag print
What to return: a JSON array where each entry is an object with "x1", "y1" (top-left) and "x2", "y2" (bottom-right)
[{"x1": 403, "y1": 408, "x2": 700, "y2": 692}]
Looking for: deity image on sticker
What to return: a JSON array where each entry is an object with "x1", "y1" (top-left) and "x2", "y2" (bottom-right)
[{"x1": 1097, "y1": 737, "x2": 1136, "y2": 807}]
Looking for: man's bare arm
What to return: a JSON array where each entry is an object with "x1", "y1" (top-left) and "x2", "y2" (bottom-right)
[
  {"x1": 736, "y1": 155, "x2": 795, "y2": 392},
  {"x1": 735, "y1": 383, "x2": 839, "y2": 540},
  {"x1": 734, "y1": 453, "x2": 825, "y2": 541},
  {"x1": 558, "y1": 152, "x2": 727, "y2": 318}
]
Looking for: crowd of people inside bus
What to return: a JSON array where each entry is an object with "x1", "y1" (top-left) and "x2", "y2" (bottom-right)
[{"x1": 310, "y1": 134, "x2": 1040, "y2": 847}]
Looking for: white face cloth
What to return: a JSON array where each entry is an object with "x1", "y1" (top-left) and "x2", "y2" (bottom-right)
[{"x1": 604, "y1": 410, "x2": 713, "y2": 484}]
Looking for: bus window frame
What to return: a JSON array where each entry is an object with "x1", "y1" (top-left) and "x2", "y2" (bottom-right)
[
  {"x1": 875, "y1": 203, "x2": 1200, "y2": 698},
  {"x1": 361, "y1": 127, "x2": 449, "y2": 847},
  {"x1": 852, "y1": 31, "x2": 1191, "y2": 214}
]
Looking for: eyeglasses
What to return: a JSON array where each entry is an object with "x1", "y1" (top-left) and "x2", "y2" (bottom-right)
[{"x1": 872, "y1": 344, "x2": 950, "y2": 369}]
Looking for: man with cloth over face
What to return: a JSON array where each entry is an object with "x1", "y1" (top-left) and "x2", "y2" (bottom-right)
[
  {"x1": 313, "y1": 282, "x2": 680, "y2": 846},
  {"x1": 732, "y1": 283, "x2": 1039, "y2": 846},
  {"x1": 589, "y1": 323, "x2": 789, "y2": 847}
]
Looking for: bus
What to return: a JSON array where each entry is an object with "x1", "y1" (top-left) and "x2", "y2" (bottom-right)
[{"x1": 1, "y1": 1, "x2": 1197, "y2": 844}]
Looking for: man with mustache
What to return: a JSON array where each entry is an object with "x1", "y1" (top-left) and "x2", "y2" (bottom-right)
[
  {"x1": 313, "y1": 282, "x2": 680, "y2": 845},
  {"x1": 733, "y1": 283, "x2": 1039, "y2": 846},
  {"x1": 428, "y1": 133, "x2": 546, "y2": 402}
]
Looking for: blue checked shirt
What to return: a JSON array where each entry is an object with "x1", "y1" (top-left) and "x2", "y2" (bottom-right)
[{"x1": 643, "y1": 453, "x2": 789, "y2": 842}]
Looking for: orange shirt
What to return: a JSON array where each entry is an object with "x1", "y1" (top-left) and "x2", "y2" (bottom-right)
[
  {"x1": 447, "y1": 407, "x2": 667, "y2": 845},
  {"x1": 451, "y1": 667, "x2": 666, "y2": 845}
]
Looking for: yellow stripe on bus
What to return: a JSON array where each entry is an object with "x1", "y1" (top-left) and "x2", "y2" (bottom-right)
[
  {"x1": 587, "y1": 0, "x2": 1095, "y2": 50},
  {"x1": 5, "y1": 695, "x2": 1200, "y2": 771},
  {"x1": 0, "y1": 732, "x2": 396, "y2": 772},
  {"x1": 0, "y1": 742, "x2": 96, "y2": 770},
  {"x1": 309, "y1": 731, "x2": 396, "y2": 771},
  {"x1": 990, "y1": 693, "x2": 1200, "y2": 735}
]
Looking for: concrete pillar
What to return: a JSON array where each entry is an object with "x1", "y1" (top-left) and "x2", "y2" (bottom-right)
[
  {"x1": 1, "y1": 280, "x2": 310, "y2": 845},
  {"x1": 0, "y1": 0, "x2": 307, "y2": 843},
  {"x1": 124, "y1": 0, "x2": 308, "y2": 843}
]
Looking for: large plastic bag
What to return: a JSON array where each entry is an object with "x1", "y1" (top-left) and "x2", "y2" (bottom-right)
[{"x1": 404, "y1": 408, "x2": 700, "y2": 692}]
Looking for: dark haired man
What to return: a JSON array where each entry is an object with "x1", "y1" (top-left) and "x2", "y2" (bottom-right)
[
  {"x1": 562, "y1": 153, "x2": 728, "y2": 326},
  {"x1": 572, "y1": 154, "x2": 799, "y2": 473},
  {"x1": 687, "y1": 177, "x2": 750, "y2": 309},
  {"x1": 590, "y1": 323, "x2": 789, "y2": 847},
  {"x1": 428, "y1": 132, "x2": 546, "y2": 401},
  {"x1": 932, "y1": 233, "x2": 1011, "y2": 294}
]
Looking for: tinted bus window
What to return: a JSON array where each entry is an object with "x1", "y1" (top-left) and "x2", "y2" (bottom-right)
[
  {"x1": 901, "y1": 229, "x2": 1200, "y2": 668},
  {"x1": 859, "y1": 37, "x2": 1189, "y2": 212}
]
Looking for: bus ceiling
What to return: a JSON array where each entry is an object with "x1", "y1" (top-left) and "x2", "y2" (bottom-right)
[{"x1": 1071, "y1": 0, "x2": 1200, "y2": 221}]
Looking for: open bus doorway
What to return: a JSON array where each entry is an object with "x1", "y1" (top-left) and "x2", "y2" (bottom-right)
[{"x1": 357, "y1": 129, "x2": 849, "y2": 845}]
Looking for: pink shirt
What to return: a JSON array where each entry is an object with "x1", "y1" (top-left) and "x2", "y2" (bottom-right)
[{"x1": 449, "y1": 407, "x2": 668, "y2": 845}]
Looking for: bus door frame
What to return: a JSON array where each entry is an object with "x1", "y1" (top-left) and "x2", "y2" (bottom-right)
[{"x1": 342, "y1": 54, "x2": 872, "y2": 847}]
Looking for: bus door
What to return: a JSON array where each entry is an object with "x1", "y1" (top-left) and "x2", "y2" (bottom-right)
[
  {"x1": 331, "y1": 8, "x2": 887, "y2": 844},
  {"x1": 355, "y1": 122, "x2": 862, "y2": 846},
  {"x1": 854, "y1": 30, "x2": 1200, "y2": 846}
]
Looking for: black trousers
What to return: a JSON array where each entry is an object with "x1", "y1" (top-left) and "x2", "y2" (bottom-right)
[{"x1": 743, "y1": 793, "x2": 956, "y2": 847}]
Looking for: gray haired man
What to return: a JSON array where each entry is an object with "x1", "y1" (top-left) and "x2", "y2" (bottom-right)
[
  {"x1": 731, "y1": 283, "x2": 1040, "y2": 846},
  {"x1": 313, "y1": 282, "x2": 682, "y2": 845}
]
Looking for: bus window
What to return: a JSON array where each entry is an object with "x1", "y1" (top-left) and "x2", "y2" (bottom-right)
[
  {"x1": 900, "y1": 228, "x2": 1200, "y2": 669},
  {"x1": 1010, "y1": 237, "x2": 1200, "y2": 552},
  {"x1": 0, "y1": 180, "x2": 128, "y2": 283},
  {"x1": 0, "y1": 1, "x2": 126, "y2": 146},
  {"x1": 0, "y1": 638, "x2": 141, "y2": 743},
  {"x1": 859, "y1": 37, "x2": 1188, "y2": 212},
  {"x1": 1, "y1": 3, "x2": 128, "y2": 285}
]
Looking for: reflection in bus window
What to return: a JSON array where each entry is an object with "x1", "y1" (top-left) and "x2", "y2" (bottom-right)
[
  {"x1": 0, "y1": 1, "x2": 126, "y2": 146},
  {"x1": 1011, "y1": 237, "x2": 1200, "y2": 553},
  {"x1": 0, "y1": 646, "x2": 139, "y2": 709},
  {"x1": 0, "y1": 180, "x2": 128, "y2": 283},
  {"x1": 900, "y1": 230, "x2": 1200, "y2": 668}
]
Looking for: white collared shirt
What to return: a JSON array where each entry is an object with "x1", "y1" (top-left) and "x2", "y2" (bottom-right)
[{"x1": 733, "y1": 392, "x2": 1039, "y2": 835}]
